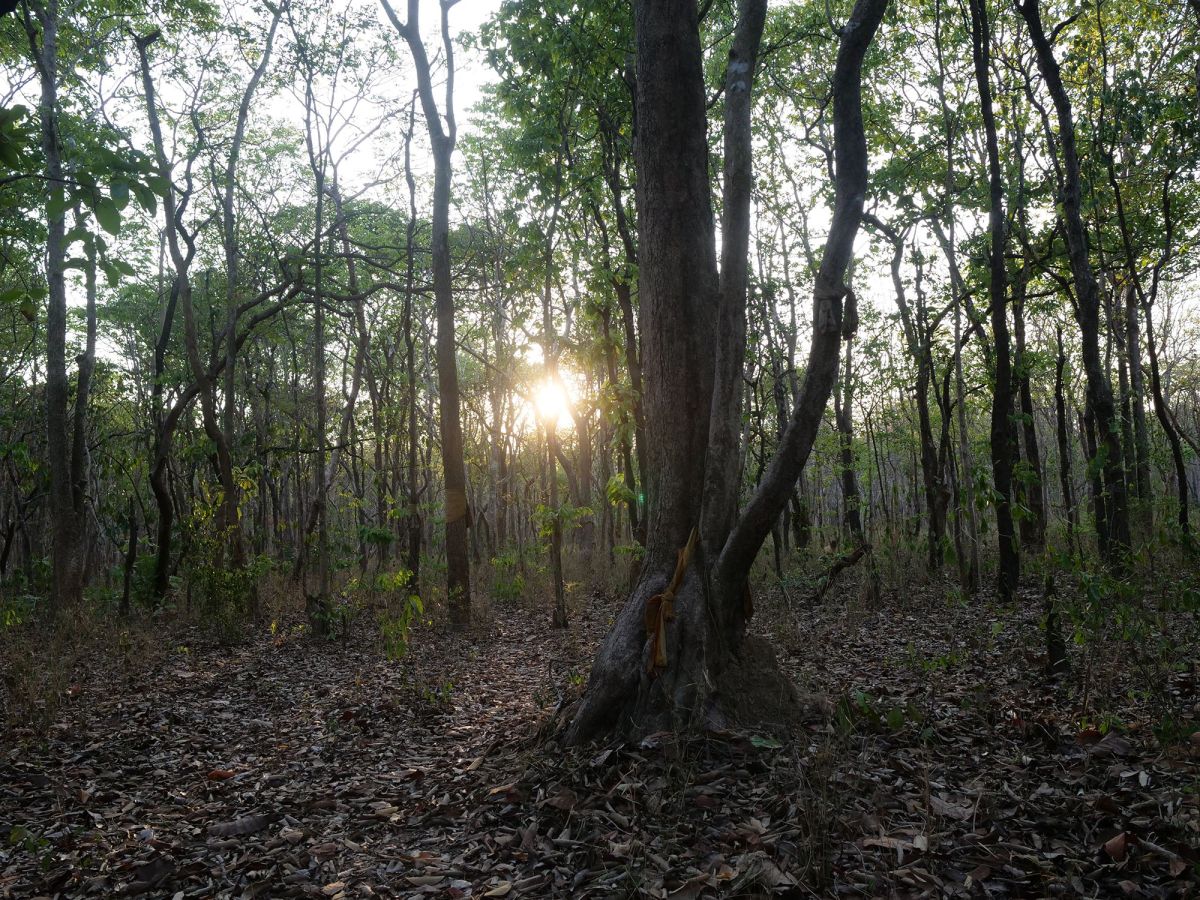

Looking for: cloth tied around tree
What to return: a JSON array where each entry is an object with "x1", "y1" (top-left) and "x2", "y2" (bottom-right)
[{"x1": 643, "y1": 527, "x2": 699, "y2": 675}]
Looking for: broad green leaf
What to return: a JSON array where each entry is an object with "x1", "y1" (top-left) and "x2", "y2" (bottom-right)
[{"x1": 93, "y1": 197, "x2": 121, "y2": 235}]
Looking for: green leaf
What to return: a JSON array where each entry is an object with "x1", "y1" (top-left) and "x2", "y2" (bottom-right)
[
  {"x1": 748, "y1": 734, "x2": 783, "y2": 749},
  {"x1": 109, "y1": 181, "x2": 129, "y2": 210},
  {"x1": 93, "y1": 197, "x2": 121, "y2": 235},
  {"x1": 131, "y1": 182, "x2": 157, "y2": 215},
  {"x1": 145, "y1": 174, "x2": 171, "y2": 197}
]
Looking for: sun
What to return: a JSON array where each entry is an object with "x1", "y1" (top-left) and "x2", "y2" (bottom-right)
[{"x1": 533, "y1": 378, "x2": 573, "y2": 431}]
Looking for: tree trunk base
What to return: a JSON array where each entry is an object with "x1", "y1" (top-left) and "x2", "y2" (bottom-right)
[{"x1": 566, "y1": 576, "x2": 803, "y2": 745}]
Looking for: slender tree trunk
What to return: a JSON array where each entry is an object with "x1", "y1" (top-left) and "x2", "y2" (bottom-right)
[
  {"x1": 835, "y1": 338, "x2": 863, "y2": 542},
  {"x1": 384, "y1": 0, "x2": 472, "y2": 622},
  {"x1": 1125, "y1": 286, "x2": 1152, "y2": 520},
  {"x1": 932, "y1": 0, "x2": 979, "y2": 592},
  {"x1": 861, "y1": 214, "x2": 946, "y2": 569},
  {"x1": 121, "y1": 497, "x2": 138, "y2": 617},
  {"x1": 1019, "y1": 0, "x2": 1130, "y2": 563},
  {"x1": 1142, "y1": 299, "x2": 1189, "y2": 534},
  {"x1": 971, "y1": 0, "x2": 1018, "y2": 600},
  {"x1": 1055, "y1": 329, "x2": 1078, "y2": 551},
  {"x1": 1013, "y1": 284, "x2": 1046, "y2": 550},
  {"x1": 402, "y1": 102, "x2": 423, "y2": 584},
  {"x1": 216, "y1": 8, "x2": 281, "y2": 575},
  {"x1": 700, "y1": 0, "x2": 768, "y2": 553},
  {"x1": 28, "y1": 3, "x2": 85, "y2": 609},
  {"x1": 138, "y1": 31, "x2": 241, "y2": 594}
]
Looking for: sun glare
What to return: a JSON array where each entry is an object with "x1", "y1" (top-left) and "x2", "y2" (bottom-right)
[{"x1": 533, "y1": 378, "x2": 573, "y2": 431}]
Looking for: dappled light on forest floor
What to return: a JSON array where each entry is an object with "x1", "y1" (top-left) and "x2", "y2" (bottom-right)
[{"x1": 2, "y1": 579, "x2": 1196, "y2": 897}]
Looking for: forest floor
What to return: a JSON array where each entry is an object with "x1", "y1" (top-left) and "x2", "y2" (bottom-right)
[{"x1": 1, "y1": 568, "x2": 1198, "y2": 898}]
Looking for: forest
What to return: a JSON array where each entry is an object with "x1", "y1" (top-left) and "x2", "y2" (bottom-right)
[{"x1": 1, "y1": 0, "x2": 1199, "y2": 895}]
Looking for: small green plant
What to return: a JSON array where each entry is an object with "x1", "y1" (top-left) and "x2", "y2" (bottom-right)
[
  {"x1": 420, "y1": 679, "x2": 454, "y2": 706},
  {"x1": 833, "y1": 689, "x2": 924, "y2": 736},
  {"x1": 490, "y1": 550, "x2": 527, "y2": 603},
  {"x1": 8, "y1": 826, "x2": 53, "y2": 871},
  {"x1": 380, "y1": 592, "x2": 424, "y2": 660},
  {"x1": 0, "y1": 593, "x2": 39, "y2": 629}
]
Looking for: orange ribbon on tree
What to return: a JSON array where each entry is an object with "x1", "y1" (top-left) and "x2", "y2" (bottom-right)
[{"x1": 643, "y1": 527, "x2": 699, "y2": 675}]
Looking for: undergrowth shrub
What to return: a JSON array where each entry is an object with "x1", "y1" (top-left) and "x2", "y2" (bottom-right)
[{"x1": 180, "y1": 484, "x2": 268, "y2": 642}]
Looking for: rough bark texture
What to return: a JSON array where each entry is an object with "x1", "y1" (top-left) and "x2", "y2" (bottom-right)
[
  {"x1": 565, "y1": 0, "x2": 741, "y2": 743},
  {"x1": 567, "y1": 0, "x2": 888, "y2": 745},
  {"x1": 28, "y1": 2, "x2": 85, "y2": 608}
]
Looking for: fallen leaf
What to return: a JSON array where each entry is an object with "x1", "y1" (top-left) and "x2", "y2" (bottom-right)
[
  {"x1": 208, "y1": 813, "x2": 274, "y2": 838},
  {"x1": 1103, "y1": 831, "x2": 1129, "y2": 862}
]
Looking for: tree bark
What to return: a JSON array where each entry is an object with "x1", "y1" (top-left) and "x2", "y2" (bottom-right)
[
  {"x1": 1018, "y1": 0, "x2": 1130, "y2": 562},
  {"x1": 1054, "y1": 328, "x2": 1078, "y2": 550},
  {"x1": 568, "y1": 0, "x2": 888, "y2": 744},
  {"x1": 971, "y1": 0, "x2": 1018, "y2": 600},
  {"x1": 26, "y1": 1, "x2": 85, "y2": 609},
  {"x1": 384, "y1": 0, "x2": 472, "y2": 623},
  {"x1": 700, "y1": 0, "x2": 768, "y2": 554}
]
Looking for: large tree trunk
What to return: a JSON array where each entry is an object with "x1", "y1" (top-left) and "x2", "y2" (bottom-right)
[{"x1": 568, "y1": 0, "x2": 887, "y2": 744}]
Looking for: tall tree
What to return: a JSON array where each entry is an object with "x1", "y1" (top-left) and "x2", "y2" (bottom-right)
[
  {"x1": 568, "y1": 0, "x2": 888, "y2": 743},
  {"x1": 21, "y1": 0, "x2": 87, "y2": 608},
  {"x1": 383, "y1": 0, "x2": 472, "y2": 623},
  {"x1": 969, "y1": 0, "x2": 1017, "y2": 599},
  {"x1": 1017, "y1": 0, "x2": 1130, "y2": 563}
]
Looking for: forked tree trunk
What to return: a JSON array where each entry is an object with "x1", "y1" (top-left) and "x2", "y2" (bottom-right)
[{"x1": 568, "y1": 0, "x2": 888, "y2": 744}]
